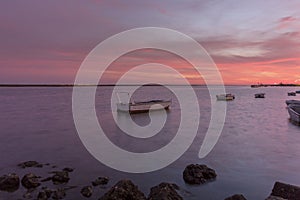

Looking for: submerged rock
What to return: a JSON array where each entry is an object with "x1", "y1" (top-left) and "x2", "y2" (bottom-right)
[
  {"x1": 183, "y1": 164, "x2": 217, "y2": 185},
  {"x1": 51, "y1": 171, "x2": 70, "y2": 184},
  {"x1": 37, "y1": 188, "x2": 53, "y2": 200},
  {"x1": 270, "y1": 181, "x2": 300, "y2": 200},
  {"x1": 62, "y1": 167, "x2": 74, "y2": 173},
  {"x1": 21, "y1": 173, "x2": 41, "y2": 189},
  {"x1": 99, "y1": 179, "x2": 146, "y2": 200},
  {"x1": 0, "y1": 173, "x2": 20, "y2": 192},
  {"x1": 92, "y1": 177, "x2": 109, "y2": 186},
  {"x1": 37, "y1": 191, "x2": 49, "y2": 200},
  {"x1": 265, "y1": 195, "x2": 286, "y2": 200},
  {"x1": 224, "y1": 194, "x2": 247, "y2": 200},
  {"x1": 148, "y1": 182, "x2": 182, "y2": 200},
  {"x1": 18, "y1": 161, "x2": 43, "y2": 168},
  {"x1": 52, "y1": 188, "x2": 66, "y2": 200},
  {"x1": 23, "y1": 190, "x2": 33, "y2": 199},
  {"x1": 81, "y1": 186, "x2": 93, "y2": 198}
]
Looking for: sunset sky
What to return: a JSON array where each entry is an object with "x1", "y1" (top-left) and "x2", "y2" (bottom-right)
[{"x1": 1, "y1": 0, "x2": 300, "y2": 85}]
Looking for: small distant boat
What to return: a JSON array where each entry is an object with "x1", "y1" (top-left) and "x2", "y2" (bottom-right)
[
  {"x1": 288, "y1": 92, "x2": 296, "y2": 96},
  {"x1": 116, "y1": 92, "x2": 171, "y2": 114},
  {"x1": 255, "y1": 93, "x2": 265, "y2": 98},
  {"x1": 287, "y1": 104, "x2": 300, "y2": 124},
  {"x1": 285, "y1": 100, "x2": 300, "y2": 106},
  {"x1": 216, "y1": 94, "x2": 235, "y2": 101},
  {"x1": 296, "y1": 90, "x2": 300, "y2": 94}
]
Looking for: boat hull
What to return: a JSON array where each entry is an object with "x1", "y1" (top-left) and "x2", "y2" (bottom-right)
[
  {"x1": 288, "y1": 105, "x2": 300, "y2": 124},
  {"x1": 285, "y1": 100, "x2": 300, "y2": 106},
  {"x1": 117, "y1": 101, "x2": 171, "y2": 114}
]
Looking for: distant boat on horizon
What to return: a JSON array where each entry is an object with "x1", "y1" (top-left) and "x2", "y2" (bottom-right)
[
  {"x1": 288, "y1": 92, "x2": 296, "y2": 96},
  {"x1": 255, "y1": 93, "x2": 265, "y2": 98}
]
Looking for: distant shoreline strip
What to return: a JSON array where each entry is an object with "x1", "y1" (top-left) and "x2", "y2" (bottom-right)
[
  {"x1": 0, "y1": 84, "x2": 299, "y2": 87},
  {"x1": 0, "y1": 84, "x2": 231, "y2": 87}
]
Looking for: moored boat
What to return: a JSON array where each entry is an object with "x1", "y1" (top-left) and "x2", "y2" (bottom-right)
[
  {"x1": 287, "y1": 104, "x2": 300, "y2": 124},
  {"x1": 216, "y1": 94, "x2": 235, "y2": 101},
  {"x1": 285, "y1": 100, "x2": 300, "y2": 106},
  {"x1": 288, "y1": 92, "x2": 296, "y2": 96},
  {"x1": 255, "y1": 93, "x2": 265, "y2": 98},
  {"x1": 116, "y1": 92, "x2": 171, "y2": 114},
  {"x1": 296, "y1": 90, "x2": 300, "y2": 94}
]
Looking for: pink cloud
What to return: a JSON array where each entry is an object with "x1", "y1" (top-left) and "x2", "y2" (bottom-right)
[{"x1": 277, "y1": 16, "x2": 298, "y2": 30}]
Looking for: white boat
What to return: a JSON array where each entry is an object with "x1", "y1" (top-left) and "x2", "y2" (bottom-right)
[
  {"x1": 288, "y1": 92, "x2": 296, "y2": 96},
  {"x1": 285, "y1": 100, "x2": 300, "y2": 106},
  {"x1": 216, "y1": 94, "x2": 235, "y2": 101},
  {"x1": 116, "y1": 92, "x2": 171, "y2": 114},
  {"x1": 255, "y1": 93, "x2": 265, "y2": 98},
  {"x1": 287, "y1": 104, "x2": 300, "y2": 124}
]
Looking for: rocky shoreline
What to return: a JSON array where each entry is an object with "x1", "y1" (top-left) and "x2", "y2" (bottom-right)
[{"x1": 0, "y1": 161, "x2": 299, "y2": 200}]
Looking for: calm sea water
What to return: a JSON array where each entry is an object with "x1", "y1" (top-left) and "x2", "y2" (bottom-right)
[{"x1": 0, "y1": 86, "x2": 300, "y2": 199}]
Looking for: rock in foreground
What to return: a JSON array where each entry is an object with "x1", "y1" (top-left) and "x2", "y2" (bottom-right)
[
  {"x1": 0, "y1": 173, "x2": 20, "y2": 192},
  {"x1": 51, "y1": 171, "x2": 70, "y2": 184},
  {"x1": 81, "y1": 186, "x2": 93, "y2": 198},
  {"x1": 21, "y1": 173, "x2": 41, "y2": 189},
  {"x1": 92, "y1": 177, "x2": 109, "y2": 186},
  {"x1": 37, "y1": 188, "x2": 53, "y2": 200},
  {"x1": 183, "y1": 164, "x2": 217, "y2": 185},
  {"x1": 269, "y1": 181, "x2": 300, "y2": 200},
  {"x1": 18, "y1": 161, "x2": 43, "y2": 168},
  {"x1": 224, "y1": 194, "x2": 247, "y2": 200},
  {"x1": 52, "y1": 188, "x2": 66, "y2": 200},
  {"x1": 99, "y1": 179, "x2": 146, "y2": 200},
  {"x1": 148, "y1": 182, "x2": 182, "y2": 200}
]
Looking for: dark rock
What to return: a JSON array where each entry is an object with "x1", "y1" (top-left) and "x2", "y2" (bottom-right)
[
  {"x1": 148, "y1": 182, "x2": 182, "y2": 200},
  {"x1": 183, "y1": 164, "x2": 217, "y2": 185},
  {"x1": 81, "y1": 186, "x2": 93, "y2": 198},
  {"x1": 37, "y1": 187, "x2": 53, "y2": 200},
  {"x1": 52, "y1": 188, "x2": 66, "y2": 200},
  {"x1": 265, "y1": 195, "x2": 286, "y2": 200},
  {"x1": 270, "y1": 181, "x2": 300, "y2": 200},
  {"x1": 21, "y1": 173, "x2": 41, "y2": 189},
  {"x1": 37, "y1": 191, "x2": 49, "y2": 200},
  {"x1": 23, "y1": 191, "x2": 33, "y2": 199},
  {"x1": 92, "y1": 177, "x2": 109, "y2": 186},
  {"x1": 51, "y1": 171, "x2": 70, "y2": 184},
  {"x1": 99, "y1": 179, "x2": 146, "y2": 200},
  {"x1": 0, "y1": 173, "x2": 20, "y2": 192},
  {"x1": 62, "y1": 167, "x2": 74, "y2": 172},
  {"x1": 18, "y1": 161, "x2": 43, "y2": 168},
  {"x1": 224, "y1": 194, "x2": 247, "y2": 200},
  {"x1": 170, "y1": 183, "x2": 180, "y2": 190}
]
